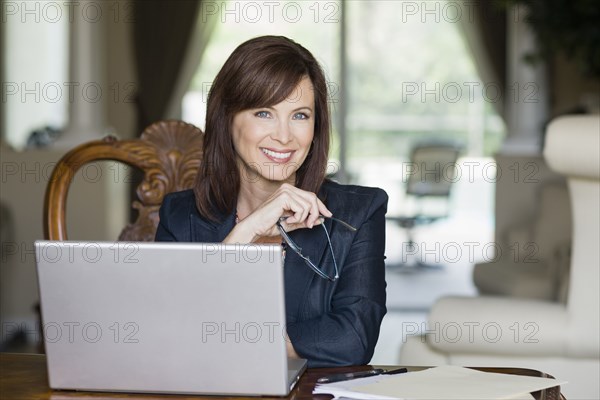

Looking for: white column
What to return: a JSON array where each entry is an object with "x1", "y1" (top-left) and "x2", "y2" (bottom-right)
[
  {"x1": 54, "y1": 0, "x2": 108, "y2": 148},
  {"x1": 501, "y1": 4, "x2": 549, "y2": 155},
  {"x1": 336, "y1": 0, "x2": 349, "y2": 183}
]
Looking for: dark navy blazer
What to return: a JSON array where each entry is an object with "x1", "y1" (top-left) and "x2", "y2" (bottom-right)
[{"x1": 155, "y1": 180, "x2": 388, "y2": 367}]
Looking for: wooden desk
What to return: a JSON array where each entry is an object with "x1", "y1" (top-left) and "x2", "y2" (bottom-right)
[{"x1": 1, "y1": 353, "x2": 564, "y2": 400}]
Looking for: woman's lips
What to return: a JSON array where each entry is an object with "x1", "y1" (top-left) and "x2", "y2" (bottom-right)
[{"x1": 261, "y1": 148, "x2": 294, "y2": 163}]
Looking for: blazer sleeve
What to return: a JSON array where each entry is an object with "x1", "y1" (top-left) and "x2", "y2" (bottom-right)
[
  {"x1": 287, "y1": 188, "x2": 388, "y2": 367},
  {"x1": 154, "y1": 190, "x2": 193, "y2": 242}
]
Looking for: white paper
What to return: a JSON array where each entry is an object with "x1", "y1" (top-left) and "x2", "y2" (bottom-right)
[
  {"x1": 313, "y1": 366, "x2": 565, "y2": 400},
  {"x1": 313, "y1": 374, "x2": 400, "y2": 399}
]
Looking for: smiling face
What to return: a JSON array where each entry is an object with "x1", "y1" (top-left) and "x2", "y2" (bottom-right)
[{"x1": 231, "y1": 76, "x2": 315, "y2": 186}]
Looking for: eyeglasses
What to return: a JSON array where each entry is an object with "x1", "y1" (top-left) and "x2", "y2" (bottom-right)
[{"x1": 276, "y1": 216, "x2": 357, "y2": 282}]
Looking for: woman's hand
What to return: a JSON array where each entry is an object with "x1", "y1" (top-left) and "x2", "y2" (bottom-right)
[
  {"x1": 286, "y1": 333, "x2": 300, "y2": 359},
  {"x1": 224, "y1": 183, "x2": 332, "y2": 243}
]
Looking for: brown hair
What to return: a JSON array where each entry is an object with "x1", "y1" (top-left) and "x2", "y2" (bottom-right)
[{"x1": 193, "y1": 35, "x2": 330, "y2": 221}]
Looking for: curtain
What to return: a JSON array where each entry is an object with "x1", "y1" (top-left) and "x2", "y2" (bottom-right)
[
  {"x1": 0, "y1": 1, "x2": 5, "y2": 140},
  {"x1": 130, "y1": 0, "x2": 215, "y2": 223},
  {"x1": 165, "y1": 7, "x2": 218, "y2": 120},
  {"x1": 133, "y1": 0, "x2": 213, "y2": 132},
  {"x1": 457, "y1": 1, "x2": 507, "y2": 121}
]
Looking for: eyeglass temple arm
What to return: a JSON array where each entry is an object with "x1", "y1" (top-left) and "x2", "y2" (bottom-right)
[
  {"x1": 280, "y1": 215, "x2": 357, "y2": 232},
  {"x1": 323, "y1": 216, "x2": 357, "y2": 231}
]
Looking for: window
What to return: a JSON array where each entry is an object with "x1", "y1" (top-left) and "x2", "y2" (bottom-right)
[
  {"x1": 344, "y1": 1, "x2": 504, "y2": 220},
  {"x1": 182, "y1": 1, "x2": 504, "y2": 177},
  {"x1": 2, "y1": 1, "x2": 69, "y2": 150}
]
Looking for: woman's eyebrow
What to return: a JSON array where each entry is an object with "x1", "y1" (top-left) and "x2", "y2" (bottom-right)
[
  {"x1": 292, "y1": 106, "x2": 313, "y2": 112},
  {"x1": 249, "y1": 106, "x2": 274, "y2": 111}
]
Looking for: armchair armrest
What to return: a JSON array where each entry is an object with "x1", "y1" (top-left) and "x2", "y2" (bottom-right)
[
  {"x1": 544, "y1": 115, "x2": 600, "y2": 179},
  {"x1": 424, "y1": 296, "x2": 568, "y2": 357}
]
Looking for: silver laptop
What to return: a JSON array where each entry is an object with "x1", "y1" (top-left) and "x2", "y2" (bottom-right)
[{"x1": 35, "y1": 241, "x2": 307, "y2": 396}]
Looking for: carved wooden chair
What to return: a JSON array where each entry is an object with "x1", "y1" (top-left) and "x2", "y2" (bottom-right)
[{"x1": 44, "y1": 120, "x2": 204, "y2": 241}]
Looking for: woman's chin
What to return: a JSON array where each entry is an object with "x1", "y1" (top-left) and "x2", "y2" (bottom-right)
[
  {"x1": 265, "y1": 174, "x2": 295, "y2": 184},
  {"x1": 239, "y1": 162, "x2": 298, "y2": 185},
  {"x1": 259, "y1": 165, "x2": 296, "y2": 182}
]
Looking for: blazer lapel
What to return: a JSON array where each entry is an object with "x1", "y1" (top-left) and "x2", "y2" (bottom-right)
[{"x1": 190, "y1": 209, "x2": 236, "y2": 243}]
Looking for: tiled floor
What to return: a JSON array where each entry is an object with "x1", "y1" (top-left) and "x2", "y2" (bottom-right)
[
  {"x1": 371, "y1": 212, "x2": 491, "y2": 365},
  {"x1": 352, "y1": 157, "x2": 493, "y2": 365},
  {"x1": 371, "y1": 221, "x2": 481, "y2": 365},
  {"x1": 368, "y1": 167, "x2": 494, "y2": 365}
]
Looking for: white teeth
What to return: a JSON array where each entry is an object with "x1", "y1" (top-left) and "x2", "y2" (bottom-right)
[{"x1": 261, "y1": 148, "x2": 292, "y2": 159}]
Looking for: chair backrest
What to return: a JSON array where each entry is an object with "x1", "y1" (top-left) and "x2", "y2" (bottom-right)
[
  {"x1": 405, "y1": 141, "x2": 462, "y2": 197},
  {"x1": 544, "y1": 115, "x2": 600, "y2": 357},
  {"x1": 44, "y1": 120, "x2": 203, "y2": 241}
]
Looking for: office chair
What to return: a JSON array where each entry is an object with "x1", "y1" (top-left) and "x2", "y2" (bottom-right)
[
  {"x1": 44, "y1": 120, "x2": 204, "y2": 241},
  {"x1": 387, "y1": 140, "x2": 462, "y2": 269}
]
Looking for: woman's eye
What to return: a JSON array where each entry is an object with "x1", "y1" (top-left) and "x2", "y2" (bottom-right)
[
  {"x1": 293, "y1": 112, "x2": 310, "y2": 120},
  {"x1": 255, "y1": 111, "x2": 271, "y2": 118}
]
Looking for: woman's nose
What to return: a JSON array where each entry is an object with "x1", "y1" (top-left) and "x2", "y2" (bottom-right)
[{"x1": 271, "y1": 120, "x2": 292, "y2": 144}]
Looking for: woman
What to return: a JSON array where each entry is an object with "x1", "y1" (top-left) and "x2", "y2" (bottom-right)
[{"x1": 156, "y1": 35, "x2": 387, "y2": 367}]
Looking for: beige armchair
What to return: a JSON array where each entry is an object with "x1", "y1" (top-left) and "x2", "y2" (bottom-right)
[
  {"x1": 473, "y1": 180, "x2": 572, "y2": 302},
  {"x1": 398, "y1": 115, "x2": 600, "y2": 400}
]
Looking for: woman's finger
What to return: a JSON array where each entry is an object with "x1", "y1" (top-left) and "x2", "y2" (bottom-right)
[
  {"x1": 241, "y1": 184, "x2": 331, "y2": 237},
  {"x1": 317, "y1": 198, "x2": 332, "y2": 218},
  {"x1": 285, "y1": 186, "x2": 328, "y2": 228}
]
